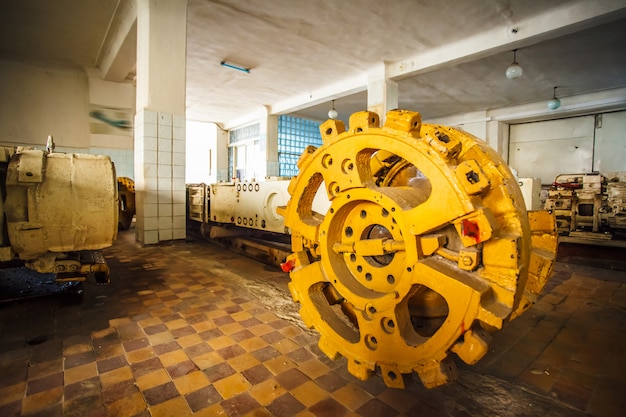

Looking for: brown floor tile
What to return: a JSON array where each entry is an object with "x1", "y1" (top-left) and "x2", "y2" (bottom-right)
[
  {"x1": 97, "y1": 355, "x2": 128, "y2": 374},
  {"x1": 275, "y1": 368, "x2": 310, "y2": 390},
  {"x1": 153, "y1": 340, "x2": 181, "y2": 355},
  {"x1": 126, "y1": 346, "x2": 156, "y2": 364},
  {"x1": 251, "y1": 345, "x2": 281, "y2": 362},
  {"x1": 21, "y1": 385, "x2": 63, "y2": 414},
  {"x1": 166, "y1": 359, "x2": 197, "y2": 378},
  {"x1": 64, "y1": 362, "x2": 98, "y2": 385},
  {"x1": 158, "y1": 349, "x2": 190, "y2": 368},
  {"x1": 64, "y1": 351, "x2": 97, "y2": 369},
  {"x1": 143, "y1": 381, "x2": 179, "y2": 406},
  {"x1": 27, "y1": 358, "x2": 64, "y2": 380},
  {"x1": 297, "y1": 358, "x2": 332, "y2": 380},
  {"x1": 203, "y1": 361, "x2": 236, "y2": 383},
  {"x1": 355, "y1": 398, "x2": 399, "y2": 417},
  {"x1": 247, "y1": 379, "x2": 286, "y2": 407},
  {"x1": 240, "y1": 336, "x2": 269, "y2": 352},
  {"x1": 131, "y1": 356, "x2": 163, "y2": 378},
  {"x1": 172, "y1": 370, "x2": 211, "y2": 396},
  {"x1": 214, "y1": 373, "x2": 251, "y2": 399},
  {"x1": 291, "y1": 381, "x2": 330, "y2": 408},
  {"x1": 184, "y1": 384, "x2": 223, "y2": 412},
  {"x1": 217, "y1": 344, "x2": 246, "y2": 361},
  {"x1": 228, "y1": 352, "x2": 261, "y2": 373},
  {"x1": 220, "y1": 392, "x2": 262, "y2": 417},
  {"x1": 144, "y1": 323, "x2": 168, "y2": 335},
  {"x1": 99, "y1": 365, "x2": 133, "y2": 388},
  {"x1": 63, "y1": 394, "x2": 106, "y2": 417},
  {"x1": 150, "y1": 396, "x2": 193, "y2": 417},
  {"x1": 25, "y1": 403, "x2": 64, "y2": 417},
  {"x1": 0, "y1": 382, "x2": 26, "y2": 406},
  {"x1": 266, "y1": 392, "x2": 306, "y2": 417},
  {"x1": 26, "y1": 371, "x2": 64, "y2": 395},
  {"x1": 123, "y1": 337, "x2": 150, "y2": 352},
  {"x1": 242, "y1": 363, "x2": 274, "y2": 386},
  {"x1": 551, "y1": 379, "x2": 593, "y2": 411},
  {"x1": 309, "y1": 397, "x2": 349, "y2": 417},
  {"x1": 175, "y1": 333, "x2": 203, "y2": 348},
  {"x1": 0, "y1": 400, "x2": 21, "y2": 417},
  {"x1": 105, "y1": 392, "x2": 147, "y2": 417},
  {"x1": 183, "y1": 342, "x2": 212, "y2": 358},
  {"x1": 135, "y1": 368, "x2": 171, "y2": 392},
  {"x1": 64, "y1": 377, "x2": 101, "y2": 401},
  {"x1": 265, "y1": 355, "x2": 297, "y2": 375},
  {"x1": 102, "y1": 380, "x2": 138, "y2": 406}
]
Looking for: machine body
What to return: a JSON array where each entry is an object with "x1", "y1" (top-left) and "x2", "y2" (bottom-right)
[{"x1": 0, "y1": 146, "x2": 118, "y2": 283}]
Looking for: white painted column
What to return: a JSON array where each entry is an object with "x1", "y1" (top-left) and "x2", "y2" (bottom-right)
[
  {"x1": 259, "y1": 106, "x2": 279, "y2": 178},
  {"x1": 134, "y1": 0, "x2": 187, "y2": 244},
  {"x1": 367, "y1": 64, "x2": 398, "y2": 122}
]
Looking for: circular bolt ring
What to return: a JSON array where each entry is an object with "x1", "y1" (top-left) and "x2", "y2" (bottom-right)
[{"x1": 323, "y1": 197, "x2": 410, "y2": 304}]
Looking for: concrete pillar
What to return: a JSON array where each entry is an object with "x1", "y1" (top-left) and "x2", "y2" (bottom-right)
[
  {"x1": 367, "y1": 65, "x2": 398, "y2": 122},
  {"x1": 486, "y1": 120, "x2": 510, "y2": 161},
  {"x1": 259, "y1": 106, "x2": 279, "y2": 179},
  {"x1": 134, "y1": 0, "x2": 187, "y2": 244}
]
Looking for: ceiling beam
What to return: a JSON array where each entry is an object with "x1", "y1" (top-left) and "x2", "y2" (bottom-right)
[
  {"x1": 97, "y1": 0, "x2": 137, "y2": 81},
  {"x1": 387, "y1": 0, "x2": 626, "y2": 80}
]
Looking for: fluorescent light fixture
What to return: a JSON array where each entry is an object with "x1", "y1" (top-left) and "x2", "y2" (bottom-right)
[{"x1": 220, "y1": 61, "x2": 250, "y2": 74}]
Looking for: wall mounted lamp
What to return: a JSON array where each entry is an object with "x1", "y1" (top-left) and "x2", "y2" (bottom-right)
[
  {"x1": 328, "y1": 100, "x2": 338, "y2": 119},
  {"x1": 547, "y1": 86, "x2": 561, "y2": 110},
  {"x1": 505, "y1": 49, "x2": 523, "y2": 80},
  {"x1": 220, "y1": 61, "x2": 250, "y2": 74}
]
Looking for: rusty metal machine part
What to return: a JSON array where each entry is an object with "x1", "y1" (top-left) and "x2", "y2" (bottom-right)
[
  {"x1": 278, "y1": 110, "x2": 557, "y2": 389},
  {"x1": 118, "y1": 176, "x2": 136, "y2": 230},
  {"x1": 0, "y1": 147, "x2": 118, "y2": 283}
]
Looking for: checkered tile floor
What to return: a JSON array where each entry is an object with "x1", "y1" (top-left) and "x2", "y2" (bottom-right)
[{"x1": 0, "y1": 229, "x2": 624, "y2": 417}]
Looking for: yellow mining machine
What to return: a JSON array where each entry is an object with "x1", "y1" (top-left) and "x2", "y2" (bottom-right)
[{"x1": 278, "y1": 110, "x2": 558, "y2": 389}]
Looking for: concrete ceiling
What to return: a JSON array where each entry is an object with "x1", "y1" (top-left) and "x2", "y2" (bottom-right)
[{"x1": 1, "y1": 0, "x2": 626, "y2": 127}]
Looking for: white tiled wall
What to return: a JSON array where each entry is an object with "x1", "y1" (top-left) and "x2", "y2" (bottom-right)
[
  {"x1": 134, "y1": 109, "x2": 186, "y2": 244},
  {"x1": 90, "y1": 147, "x2": 134, "y2": 179}
]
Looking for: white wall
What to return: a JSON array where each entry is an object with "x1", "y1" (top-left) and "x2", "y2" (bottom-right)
[
  {"x1": 425, "y1": 88, "x2": 626, "y2": 164},
  {"x1": 0, "y1": 60, "x2": 135, "y2": 178},
  {"x1": 185, "y1": 120, "x2": 232, "y2": 184},
  {"x1": 0, "y1": 59, "x2": 90, "y2": 148}
]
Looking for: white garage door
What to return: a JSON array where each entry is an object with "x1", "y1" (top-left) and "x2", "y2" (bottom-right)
[
  {"x1": 509, "y1": 116, "x2": 594, "y2": 185},
  {"x1": 594, "y1": 111, "x2": 626, "y2": 173}
]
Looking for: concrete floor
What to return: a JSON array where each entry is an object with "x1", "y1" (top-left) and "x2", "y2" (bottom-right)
[{"x1": 0, "y1": 228, "x2": 624, "y2": 417}]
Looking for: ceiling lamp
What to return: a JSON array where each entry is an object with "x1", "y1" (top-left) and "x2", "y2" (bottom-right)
[
  {"x1": 505, "y1": 49, "x2": 523, "y2": 80},
  {"x1": 547, "y1": 86, "x2": 561, "y2": 110},
  {"x1": 220, "y1": 60, "x2": 250, "y2": 74},
  {"x1": 328, "y1": 100, "x2": 338, "y2": 119}
]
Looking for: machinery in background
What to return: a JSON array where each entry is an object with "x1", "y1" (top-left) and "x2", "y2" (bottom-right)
[
  {"x1": 0, "y1": 145, "x2": 118, "y2": 284},
  {"x1": 117, "y1": 177, "x2": 136, "y2": 230},
  {"x1": 544, "y1": 172, "x2": 626, "y2": 241},
  {"x1": 518, "y1": 177, "x2": 542, "y2": 211},
  {"x1": 187, "y1": 179, "x2": 328, "y2": 267},
  {"x1": 188, "y1": 109, "x2": 558, "y2": 390}
]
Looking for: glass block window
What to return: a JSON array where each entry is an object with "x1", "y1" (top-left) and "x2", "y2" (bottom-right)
[
  {"x1": 278, "y1": 115, "x2": 323, "y2": 177},
  {"x1": 230, "y1": 123, "x2": 260, "y2": 144},
  {"x1": 229, "y1": 123, "x2": 261, "y2": 181}
]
